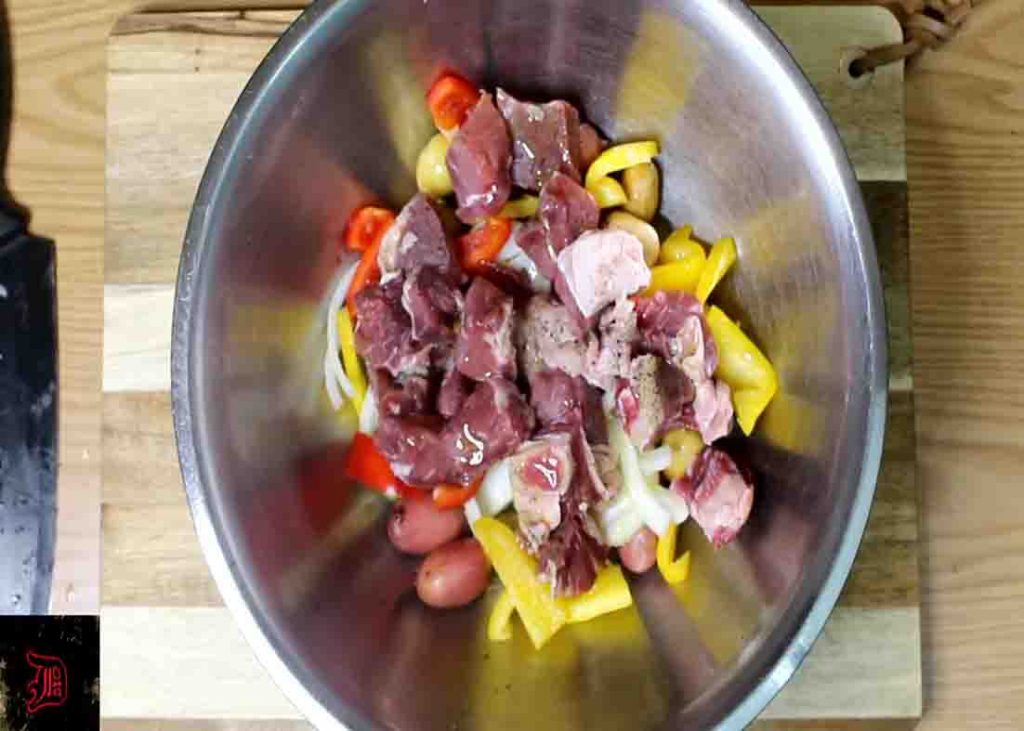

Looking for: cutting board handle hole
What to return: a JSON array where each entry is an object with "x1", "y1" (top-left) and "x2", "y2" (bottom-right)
[{"x1": 840, "y1": 47, "x2": 874, "y2": 89}]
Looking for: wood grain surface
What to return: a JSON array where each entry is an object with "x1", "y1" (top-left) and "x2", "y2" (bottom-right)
[
  {"x1": 100, "y1": 6, "x2": 921, "y2": 726},
  {"x1": 905, "y1": 0, "x2": 1024, "y2": 728}
]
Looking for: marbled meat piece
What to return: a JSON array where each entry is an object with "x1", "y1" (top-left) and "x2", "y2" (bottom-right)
[
  {"x1": 496, "y1": 89, "x2": 583, "y2": 191},
  {"x1": 497, "y1": 223, "x2": 553, "y2": 293},
  {"x1": 537, "y1": 431, "x2": 609, "y2": 597},
  {"x1": 509, "y1": 432, "x2": 575, "y2": 552},
  {"x1": 455, "y1": 277, "x2": 517, "y2": 381},
  {"x1": 446, "y1": 93, "x2": 511, "y2": 223},
  {"x1": 556, "y1": 229, "x2": 650, "y2": 318},
  {"x1": 514, "y1": 220, "x2": 558, "y2": 282},
  {"x1": 634, "y1": 291, "x2": 717, "y2": 382},
  {"x1": 353, "y1": 279, "x2": 432, "y2": 378},
  {"x1": 436, "y1": 364, "x2": 472, "y2": 419},
  {"x1": 616, "y1": 354, "x2": 695, "y2": 449},
  {"x1": 538, "y1": 509, "x2": 607, "y2": 597},
  {"x1": 568, "y1": 427, "x2": 612, "y2": 504},
  {"x1": 401, "y1": 266, "x2": 462, "y2": 344},
  {"x1": 690, "y1": 379, "x2": 734, "y2": 444},
  {"x1": 671, "y1": 447, "x2": 753, "y2": 547},
  {"x1": 528, "y1": 369, "x2": 607, "y2": 445},
  {"x1": 538, "y1": 172, "x2": 599, "y2": 252},
  {"x1": 370, "y1": 370, "x2": 433, "y2": 418},
  {"x1": 584, "y1": 297, "x2": 637, "y2": 391},
  {"x1": 444, "y1": 378, "x2": 534, "y2": 484},
  {"x1": 377, "y1": 194, "x2": 457, "y2": 280},
  {"x1": 375, "y1": 416, "x2": 451, "y2": 487},
  {"x1": 515, "y1": 174, "x2": 599, "y2": 286},
  {"x1": 516, "y1": 295, "x2": 589, "y2": 379}
]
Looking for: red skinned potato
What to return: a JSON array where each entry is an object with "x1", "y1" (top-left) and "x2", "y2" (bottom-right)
[
  {"x1": 387, "y1": 498, "x2": 465, "y2": 555},
  {"x1": 619, "y1": 527, "x2": 658, "y2": 574},
  {"x1": 416, "y1": 538, "x2": 492, "y2": 608}
]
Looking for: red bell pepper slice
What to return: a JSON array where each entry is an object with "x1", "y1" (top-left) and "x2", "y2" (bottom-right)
[
  {"x1": 343, "y1": 433, "x2": 426, "y2": 501},
  {"x1": 426, "y1": 72, "x2": 480, "y2": 132},
  {"x1": 345, "y1": 227, "x2": 392, "y2": 320},
  {"x1": 458, "y1": 216, "x2": 512, "y2": 274},
  {"x1": 345, "y1": 206, "x2": 395, "y2": 253},
  {"x1": 432, "y1": 478, "x2": 482, "y2": 510}
]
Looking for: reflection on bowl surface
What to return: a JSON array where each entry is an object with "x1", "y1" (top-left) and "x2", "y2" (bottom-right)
[{"x1": 171, "y1": 0, "x2": 887, "y2": 728}]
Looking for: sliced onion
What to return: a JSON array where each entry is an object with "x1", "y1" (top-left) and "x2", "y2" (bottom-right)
[
  {"x1": 323, "y1": 349, "x2": 345, "y2": 411},
  {"x1": 464, "y1": 498, "x2": 483, "y2": 526},
  {"x1": 358, "y1": 387, "x2": 379, "y2": 434},
  {"x1": 652, "y1": 484, "x2": 689, "y2": 525},
  {"x1": 596, "y1": 490, "x2": 644, "y2": 547},
  {"x1": 608, "y1": 414, "x2": 671, "y2": 537},
  {"x1": 638, "y1": 445, "x2": 672, "y2": 475},
  {"x1": 477, "y1": 459, "x2": 513, "y2": 517},
  {"x1": 323, "y1": 259, "x2": 359, "y2": 409}
]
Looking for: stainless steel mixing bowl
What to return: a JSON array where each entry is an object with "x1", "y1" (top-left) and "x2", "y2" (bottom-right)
[{"x1": 171, "y1": 0, "x2": 887, "y2": 727}]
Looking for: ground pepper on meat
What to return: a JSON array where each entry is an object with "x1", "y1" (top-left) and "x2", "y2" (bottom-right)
[{"x1": 334, "y1": 80, "x2": 762, "y2": 613}]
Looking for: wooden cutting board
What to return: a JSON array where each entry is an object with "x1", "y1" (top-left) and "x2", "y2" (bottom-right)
[{"x1": 101, "y1": 7, "x2": 920, "y2": 729}]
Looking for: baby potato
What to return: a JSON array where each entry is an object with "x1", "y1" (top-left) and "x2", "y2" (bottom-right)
[
  {"x1": 619, "y1": 527, "x2": 658, "y2": 574},
  {"x1": 416, "y1": 133, "x2": 453, "y2": 198},
  {"x1": 606, "y1": 210, "x2": 660, "y2": 266},
  {"x1": 416, "y1": 538, "x2": 492, "y2": 608},
  {"x1": 622, "y1": 162, "x2": 660, "y2": 221},
  {"x1": 387, "y1": 498, "x2": 465, "y2": 555}
]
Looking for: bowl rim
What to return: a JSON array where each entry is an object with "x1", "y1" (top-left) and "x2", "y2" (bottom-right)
[{"x1": 170, "y1": 0, "x2": 888, "y2": 728}]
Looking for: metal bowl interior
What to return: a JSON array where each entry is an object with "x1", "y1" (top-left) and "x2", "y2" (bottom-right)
[{"x1": 171, "y1": 0, "x2": 887, "y2": 728}]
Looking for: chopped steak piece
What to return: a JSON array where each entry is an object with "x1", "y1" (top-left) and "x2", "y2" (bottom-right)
[
  {"x1": 353, "y1": 279, "x2": 432, "y2": 378},
  {"x1": 444, "y1": 378, "x2": 535, "y2": 484},
  {"x1": 455, "y1": 277, "x2": 517, "y2": 381},
  {"x1": 539, "y1": 172, "x2": 599, "y2": 253},
  {"x1": 584, "y1": 297, "x2": 637, "y2": 391},
  {"x1": 516, "y1": 295, "x2": 589, "y2": 379},
  {"x1": 496, "y1": 89, "x2": 583, "y2": 191},
  {"x1": 375, "y1": 416, "x2": 451, "y2": 487},
  {"x1": 446, "y1": 93, "x2": 511, "y2": 223},
  {"x1": 510, "y1": 432, "x2": 575, "y2": 552},
  {"x1": 556, "y1": 229, "x2": 650, "y2": 319},
  {"x1": 377, "y1": 194, "x2": 457, "y2": 280},
  {"x1": 401, "y1": 266, "x2": 461, "y2": 344},
  {"x1": 528, "y1": 369, "x2": 607, "y2": 445},
  {"x1": 672, "y1": 447, "x2": 753, "y2": 547},
  {"x1": 634, "y1": 291, "x2": 717, "y2": 381},
  {"x1": 436, "y1": 364, "x2": 472, "y2": 419}
]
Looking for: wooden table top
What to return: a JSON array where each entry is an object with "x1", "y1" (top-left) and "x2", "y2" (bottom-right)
[{"x1": 9, "y1": 0, "x2": 1024, "y2": 727}]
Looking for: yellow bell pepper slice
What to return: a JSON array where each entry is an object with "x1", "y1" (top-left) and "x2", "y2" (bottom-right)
[
  {"x1": 662, "y1": 428, "x2": 704, "y2": 480},
  {"x1": 563, "y1": 565, "x2": 633, "y2": 624},
  {"x1": 585, "y1": 141, "x2": 659, "y2": 189},
  {"x1": 487, "y1": 589, "x2": 516, "y2": 642},
  {"x1": 337, "y1": 309, "x2": 367, "y2": 413},
  {"x1": 645, "y1": 260, "x2": 703, "y2": 296},
  {"x1": 732, "y1": 388, "x2": 778, "y2": 435},
  {"x1": 656, "y1": 523, "x2": 691, "y2": 584},
  {"x1": 658, "y1": 226, "x2": 703, "y2": 265},
  {"x1": 489, "y1": 565, "x2": 634, "y2": 643},
  {"x1": 705, "y1": 305, "x2": 778, "y2": 435},
  {"x1": 695, "y1": 237, "x2": 737, "y2": 303},
  {"x1": 587, "y1": 176, "x2": 628, "y2": 209},
  {"x1": 499, "y1": 195, "x2": 540, "y2": 219},
  {"x1": 472, "y1": 517, "x2": 566, "y2": 649}
]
